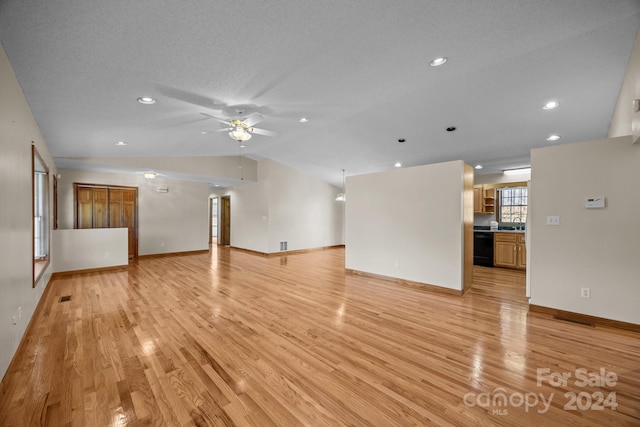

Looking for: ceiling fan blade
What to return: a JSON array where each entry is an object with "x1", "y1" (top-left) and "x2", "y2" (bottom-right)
[
  {"x1": 215, "y1": 128, "x2": 231, "y2": 132},
  {"x1": 155, "y1": 85, "x2": 224, "y2": 110},
  {"x1": 251, "y1": 127, "x2": 278, "y2": 137},
  {"x1": 242, "y1": 113, "x2": 264, "y2": 127},
  {"x1": 200, "y1": 113, "x2": 230, "y2": 125}
]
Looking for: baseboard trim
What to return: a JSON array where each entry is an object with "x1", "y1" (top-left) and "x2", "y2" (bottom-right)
[
  {"x1": 51, "y1": 265, "x2": 129, "y2": 278},
  {"x1": 529, "y1": 305, "x2": 640, "y2": 333},
  {"x1": 345, "y1": 269, "x2": 463, "y2": 297},
  {"x1": 230, "y1": 245, "x2": 344, "y2": 257},
  {"x1": 137, "y1": 249, "x2": 210, "y2": 259}
]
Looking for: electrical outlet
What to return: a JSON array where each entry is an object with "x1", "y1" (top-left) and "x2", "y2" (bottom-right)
[
  {"x1": 11, "y1": 316, "x2": 17, "y2": 326},
  {"x1": 394, "y1": 261, "x2": 400, "y2": 269},
  {"x1": 581, "y1": 288, "x2": 591, "y2": 298},
  {"x1": 546, "y1": 216, "x2": 560, "y2": 225}
]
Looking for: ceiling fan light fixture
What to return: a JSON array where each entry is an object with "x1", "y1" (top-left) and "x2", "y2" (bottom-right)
[
  {"x1": 229, "y1": 127, "x2": 252, "y2": 142},
  {"x1": 228, "y1": 119, "x2": 253, "y2": 142}
]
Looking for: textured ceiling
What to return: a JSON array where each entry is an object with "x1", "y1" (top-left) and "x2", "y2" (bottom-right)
[{"x1": 1, "y1": 1, "x2": 639, "y2": 187}]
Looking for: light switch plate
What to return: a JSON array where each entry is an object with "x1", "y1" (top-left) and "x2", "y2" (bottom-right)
[{"x1": 546, "y1": 216, "x2": 560, "y2": 225}]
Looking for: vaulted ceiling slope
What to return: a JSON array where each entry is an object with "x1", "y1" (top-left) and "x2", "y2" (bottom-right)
[{"x1": 1, "y1": 1, "x2": 639, "y2": 186}]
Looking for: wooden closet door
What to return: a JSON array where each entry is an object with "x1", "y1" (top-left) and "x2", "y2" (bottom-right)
[
  {"x1": 77, "y1": 187, "x2": 93, "y2": 229},
  {"x1": 122, "y1": 189, "x2": 136, "y2": 258},
  {"x1": 93, "y1": 188, "x2": 109, "y2": 228},
  {"x1": 109, "y1": 189, "x2": 123, "y2": 228},
  {"x1": 75, "y1": 184, "x2": 138, "y2": 258}
]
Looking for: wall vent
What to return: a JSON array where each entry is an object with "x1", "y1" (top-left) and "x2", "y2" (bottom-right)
[{"x1": 59, "y1": 295, "x2": 72, "y2": 302}]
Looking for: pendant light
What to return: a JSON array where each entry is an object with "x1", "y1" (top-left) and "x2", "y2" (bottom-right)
[{"x1": 335, "y1": 169, "x2": 346, "y2": 202}]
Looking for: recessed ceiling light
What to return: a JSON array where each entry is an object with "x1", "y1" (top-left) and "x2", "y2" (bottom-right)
[
  {"x1": 394, "y1": 162, "x2": 402, "y2": 168},
  {"x1": 214, "y1": 184, "x2": 220, "y2": 187},
  {"x1": 200, "y1": 131, "x2": 209, "y2": 135},
  {"x1": 475, "y1": 165, "x2": 483, "y2": 170},
  {"x1": 430, "y1": 57, "x2": 448, "y2": 67},
  {"x1": 143, "y1": 171, "x2": 157, "y2": 179},
  {"x1": 543, "y1": 101, "x2": 559, "y2": 110},
  {"x1": 546, "y1": 134, "x2": 561, "y2": 142},
  {"x1": 299, "y1": 117, "x2": 309, "y2": 123},
  {"x1": 115, "y1": 141, "x2": 128, "y2": 146},
  {"x1": 137, "y1": 97, "x2": 156, "y2": 105}
]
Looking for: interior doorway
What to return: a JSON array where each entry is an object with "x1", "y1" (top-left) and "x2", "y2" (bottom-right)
[
  {"x1": 209, "y1": 197, "x2": 218, "y2": 245},
  {"x1": 219, "y1": 196, "x2": 231, "y2": 246}
]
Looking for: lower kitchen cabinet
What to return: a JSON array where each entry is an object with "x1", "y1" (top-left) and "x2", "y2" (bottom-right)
[{"x1": 494, "y1": 232, "x2": 526, "y2": 269}]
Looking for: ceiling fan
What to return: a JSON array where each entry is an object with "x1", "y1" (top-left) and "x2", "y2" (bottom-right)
[
  {"x1": 201, "y1": 109, "x2": 278, "y2": 143},
  {"x1": 154, "y1": 85, "x2": 281, "y2": 142}
]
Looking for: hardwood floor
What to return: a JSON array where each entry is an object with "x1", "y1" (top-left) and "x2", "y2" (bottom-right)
[{"x1": 1, "y1": 247, "x2": 639, "y2": 426}]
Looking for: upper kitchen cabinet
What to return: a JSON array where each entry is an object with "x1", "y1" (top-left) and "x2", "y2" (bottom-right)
[
  {"x1": 474, "y1": 185, "x2": 495, "y2": 214},
  {"x1": 473, "y1": 186, "x2": 483, "y2": 214}
]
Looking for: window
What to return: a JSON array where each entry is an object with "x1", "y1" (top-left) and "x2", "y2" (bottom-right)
[
  {"x1": 498, "y1": 186, "x2": 527, "y2": 225},
  {"x1": 33, "y1": 146, "x2": 50, "y2": 286}
]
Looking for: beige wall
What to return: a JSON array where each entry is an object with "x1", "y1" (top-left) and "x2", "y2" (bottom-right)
[
  {"x1": 529, "y1": 135, "x2": 640, "y2": 324},
  {"x1": 608, "y1": 29, "x2": 640, "y2": 142},
  {"x1": 346, "y1": 160, "x2": 466, "y2": 291},
  {"x1": 53, "y1": 228, "x2": 128, "y2": 272},
  {"x1": 58, "y1": 169, "x2": 210, "y2": 255},
  {"x1": 0, "y1": 43, "x2": 56, "y2": 378},
  {"x1": 216, "y1": 159, "x2": 344, "y2": 254}
]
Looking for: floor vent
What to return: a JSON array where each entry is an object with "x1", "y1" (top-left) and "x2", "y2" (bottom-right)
[
  {"x1": 555, "y1": 316, "x2": 593, "y2": 327},
  {"x1": 59, "y1": 295, "x2": 72, "y2": 303}
]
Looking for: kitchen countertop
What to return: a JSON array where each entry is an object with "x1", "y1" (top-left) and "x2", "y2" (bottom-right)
[{"x1": 474, "y1": 229, "x2": 525, "y2": 233}]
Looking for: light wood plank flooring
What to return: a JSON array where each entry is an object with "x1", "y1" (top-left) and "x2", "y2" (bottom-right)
[{"x1": 1, "y1": 247, "x2": 639, "y2": 426}]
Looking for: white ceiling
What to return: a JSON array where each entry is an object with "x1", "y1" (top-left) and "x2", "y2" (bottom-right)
[{"x1": 1, "y1": 1, "x2": 639, "y2": 187}]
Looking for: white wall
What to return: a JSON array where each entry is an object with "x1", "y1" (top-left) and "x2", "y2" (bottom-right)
[
  {"x1": 216, "y1": 159, "x2": 344, "y2": 254},
  {"x1": 226, "y1": 178, "x2": 270, "y2": 253},
  {"x1": 264, "y1": 159, "x2": 344, "y2": 253},
  {"x1": 58, "y1": 169, "x2": 210, "y2": 255},
  {"x1": 608, "y1": 29, "x2": 640, "y2": 142},
  {"x1": 346, "y1": 160, "x2": 466, "y2": 291},
  {"x1": 0, "y1": 43, "x2": 55, "y2": 379},
  {"x1": 53, "y1": 228, "x2": 128, "y2": 272},
  {"x1": 529, "y1": 136, "x2": 640, "y2": 324}
]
